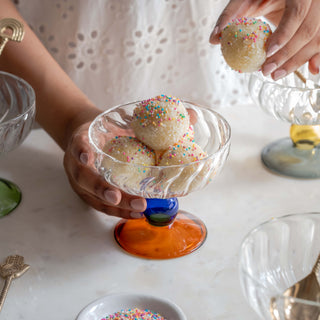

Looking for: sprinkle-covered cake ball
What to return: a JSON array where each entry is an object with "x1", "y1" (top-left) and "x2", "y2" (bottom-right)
[
  {"x1": 155, "y1": 125, "x2": 195, "y2": 163},
  {"x1": 182, "y1": 125, "x2": 195, "y2": 144},
  {"x1": 158, "y1": 141, "x2": 209, "y2": 194},
  {"x1": 102, "y1": 136, "x2": 156, "y2": 191},
  {"x1": 103, "y1": 136, "x2": 155, "y2": 166},
  {"x1": 131, "y1": 95, "x2": 190, "y2": 151},
  {"x1": 158, "y1": 140, "x2": 205, "y2": 166},
  {"x1": 221, "y1": 17, "x2": 272, "y2": 73}
]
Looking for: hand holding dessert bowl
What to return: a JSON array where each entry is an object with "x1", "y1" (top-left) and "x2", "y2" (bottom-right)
[{"x1": 88, "y1": 95, "x2": 231, "y2": 259}]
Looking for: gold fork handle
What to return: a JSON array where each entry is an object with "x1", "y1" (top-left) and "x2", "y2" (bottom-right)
[
  {"x1": 0, "y1": 275, "x2": 13, "y2": 312},
  {"x1": 312, "y1": 253, "x2": 320, "y2": 277}
]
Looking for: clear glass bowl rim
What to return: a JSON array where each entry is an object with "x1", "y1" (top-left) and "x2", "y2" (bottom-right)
[
  {"x1": 250, "y1": 71, "x2": 320, "y2": 92},
  {"x1": 0, "y1": 71, "x2": 36, "y2": 126},
  {"x1": 240, "y1": 212, "x2": 320, "y2": 247},
  {"x1": 239, "y1": 212, "x2": 320, "y2": 312},
  {"x1": 88, "y1": 100, "x2": 231, "y2": 171}
]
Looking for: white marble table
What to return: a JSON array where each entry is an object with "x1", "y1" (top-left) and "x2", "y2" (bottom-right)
[{"x1": 1, "y1": 103, "x2": 320, "y2": 320}]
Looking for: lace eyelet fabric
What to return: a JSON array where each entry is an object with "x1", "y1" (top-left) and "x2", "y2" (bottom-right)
[{"x1": 15, "y1": 0, "x2": 250, "y2": 109}]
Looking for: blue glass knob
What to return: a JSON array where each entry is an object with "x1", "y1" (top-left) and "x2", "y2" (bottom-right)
[{"x1": 144, "y1": 198, "x2": 179, "y2": 226}]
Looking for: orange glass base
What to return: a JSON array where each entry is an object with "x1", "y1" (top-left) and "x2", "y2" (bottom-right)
[{"x1": 114, "y1": 211, "x2": 207, "y2": 259}]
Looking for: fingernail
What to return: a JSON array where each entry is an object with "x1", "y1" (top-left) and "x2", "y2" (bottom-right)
[
  {"x1": 263, "y1": 63, "x2": 277, "y2": 76},
  {"x1": 130, "y1": 212, "x2": 143, "y2": 219},
  {"x1": 104, "y1": 190, "x2": 119, "y2": 205},
  {"x1": 267, "y1": 44, "x2": 280, "y2": 58},
  {"x1": 130, "y1": 199, "x2": 146, "y2": 212},
  {"x1": 273, "y1": 69, "x2": 287, "y2": 81},
  {"x1": 79, "y1": 152, "x2": 88, "y2": 164},
  {"x1": 209, "y1": 26, "x2": 219, "y2": 43}
]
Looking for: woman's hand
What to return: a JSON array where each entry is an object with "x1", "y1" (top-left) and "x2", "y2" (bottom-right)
[
  {"x1": 0, "y1": 0, "x2": 147, "y2": 220},
  {"x1": 63, "y1": 121, "x2": 147, "y2": 219},
  {"x1": 210, "y1": 0, "x2": 320, "y2": 79}
]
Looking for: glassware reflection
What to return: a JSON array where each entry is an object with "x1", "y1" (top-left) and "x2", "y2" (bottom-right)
[{"x1": 0, "y1": 71, "x2": 35, "y2": 217}]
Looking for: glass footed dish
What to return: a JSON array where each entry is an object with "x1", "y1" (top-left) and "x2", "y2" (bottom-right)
[
  {"x1": 89, "y1": 100, "x2": 231, "y2": 259},
  {"x1": 239, "y1": 212, "x2": 320, "y2": 320},
  {"x1": 248, "y1": 67, "x2": 320, "y2": 178},
  {"x1": 0, "y1": 71, "x2": 36, "y2": 217}
]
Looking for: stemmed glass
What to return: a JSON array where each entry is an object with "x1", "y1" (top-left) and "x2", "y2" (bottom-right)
[
  {"x1": 248, "y1": 68, "x2": 320, "y2": 178},
  {"x1": 0, "y1": 71, "x2": 36, "y2": 217},
  {"x1": 88, "y1": 100, "x2": 231, "y2": 259},
  {"x1": 239, "y1": 212, "x2": 320, "y2": 320}
]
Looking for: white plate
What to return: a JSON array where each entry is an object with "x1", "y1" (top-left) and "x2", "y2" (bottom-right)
[{"x1": 76, "y1": 293, "x2": 187, "y2": 320}]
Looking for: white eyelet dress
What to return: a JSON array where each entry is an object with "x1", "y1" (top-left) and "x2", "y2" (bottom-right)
[{"x1": 14, "y1": 0, "x2": 250, "y2": 110}]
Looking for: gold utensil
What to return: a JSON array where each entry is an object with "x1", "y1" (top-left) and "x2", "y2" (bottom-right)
[
  {"x1": 294, "y1": 70, "x2": 320, "y2": 112},
  {"x1": 270, "y1": 253, "x2": 320, "y2": 320},
  {"x1": 0, "y1": 18, "x2": 24, "y2": 55},
  {"x1": 0, "y1": 255, "x2": 30, "y2": 312}
]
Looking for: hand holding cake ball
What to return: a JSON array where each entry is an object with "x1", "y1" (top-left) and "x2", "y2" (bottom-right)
[
  {"x1": 220, "y1": 17, "x2": 272, "y2": 73},
  {"x1": 210, "y1": 0, "x2": 320, "y2": 79}
]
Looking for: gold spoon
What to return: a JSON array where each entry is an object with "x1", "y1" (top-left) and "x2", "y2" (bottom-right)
[
  {"x1": 270, "y1": 253, "x2": 320, "y2": 320},
  {"x1": 294, "y1": 70, "x2": 320, "y2": 113},
  {"x1": 0, "y1": 255, "x2": 30, "y2": 312}
]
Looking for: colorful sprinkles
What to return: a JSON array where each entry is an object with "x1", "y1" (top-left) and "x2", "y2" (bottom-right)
[
  {"x1": 159, "y1": 141, "x2": 207, "y2": 165},
  {"x1": 101, "y1": 307, "x2": 166, "y2": 320},
  {"x1": 133, "y1": 94, "x2": 186, "y2": 128},
  {"x1": 223, "y1": 17, "x2": 270, "y2": 44},
  {"x1": 101, "y1": 95, "x2": 212, "y2": 193},
  {"x1": 221, "y1": 17, "x2": 272, "y2": 73},
  {"x1": 104, "y1": 136, "x2": 155, "y2": 165},
  {"x1": 182, "y1": 126, "x2": 195, "y2": 143}
]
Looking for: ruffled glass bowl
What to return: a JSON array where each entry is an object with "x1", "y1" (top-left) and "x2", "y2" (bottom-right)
[
  {"x1": 0, "y1": 71, "x2": 35, "y2": 217},
  {"x1": 89, "y1": 100, "x2": 231, "y2": 259},
  {"x1": 239, "y1": 212, "x2": 320, "y2": 319},
  {"x1": 248, "y1": 68, "x2": 320, "y2": 178}
]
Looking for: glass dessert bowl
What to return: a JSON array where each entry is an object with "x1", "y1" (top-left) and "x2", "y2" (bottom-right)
[
  {"x1": 0, "y1": 71, "x2": 35, "y2": 217},
  {"x1": 239, "y1": 212, "x2": 320, "y2": 320},
  {"x1": 248, "y1": 68, "x2": 320, "y2": 178},
  {"x1": 89, "y1": 100, "x2": 231, "y2": 259}
]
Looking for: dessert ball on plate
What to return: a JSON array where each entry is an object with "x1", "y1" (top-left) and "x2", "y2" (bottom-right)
[
  {"x1": 158, "y1": 141, "x2": 210, "y2": 194},
  {"x1": 221, "y1": 17, "x2": 272, "y2": 73},
  {"x1": 102, "y1": 136, "x2": 156, "y2": 190},
  {"x1": 131, "y1": 95, "x2": 190, "y2": 151}
]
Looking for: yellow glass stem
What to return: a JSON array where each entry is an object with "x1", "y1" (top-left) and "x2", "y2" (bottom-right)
[{"x1": 290, "y1": 124, "x2": 320, "y2": 150}]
